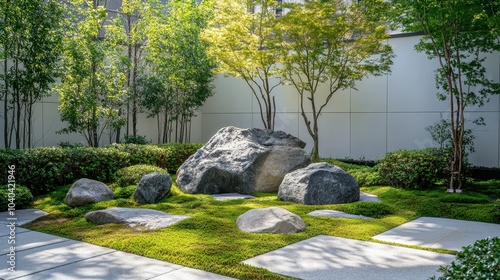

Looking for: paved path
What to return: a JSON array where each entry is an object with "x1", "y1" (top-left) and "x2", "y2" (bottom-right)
[
  {"x1": 244, "y1": 217, "x2": 500, "y2": 280},
  {"x1": 0, "y1": 210, "x2": 235, "y2": 280},
  {"x1": 372, "y1": 217, "x2": 500, "y2": 251}
]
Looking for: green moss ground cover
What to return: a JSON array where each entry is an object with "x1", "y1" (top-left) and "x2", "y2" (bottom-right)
[{"x1": 24, "y1": 166, "x2": 499, "y2": 279}]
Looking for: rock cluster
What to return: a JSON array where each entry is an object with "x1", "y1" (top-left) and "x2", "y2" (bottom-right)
[{"x1": 176, "y1": 126, "x2": 310, "y2": 194}]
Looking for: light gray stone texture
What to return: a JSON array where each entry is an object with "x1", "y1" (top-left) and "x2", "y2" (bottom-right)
[
  {"x1": 236, "y1": 207, "x2": 306, "y2": 234},
  {"x1": 211, "y1": 193, "x2": 256, "y2": 201},
  {"x1": 65, "y1": 178, "x2": 114, "y2": 207},
  {"x1": 278, "y1": 163, "x2": 360, "y2": 205},
  {"x1": 133, "y1": 172, "x2": 172, "y2": 204},
  {"x1": 176, "y1": 126, "x2": 310, "y2": 194},
  {"x1": 359, "y1": 192, "x2": 382, "y2": 202},
  {"x1": 85, "y1": 207, "x2": 189, "y2": 230},
  {"x1": 243, "y1": 235, "x2": 455, "y2": 280},
  {"x1": 307, "y1": 210, "x2": 373, "y2": 220}
]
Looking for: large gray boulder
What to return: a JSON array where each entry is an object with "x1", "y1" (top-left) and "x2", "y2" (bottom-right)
[
  {"x1": 65, "y1": 178, "x2": 114, "y2": 207},
  {"x1": 176, "y1": 126, "x2": 310, "y2": 194},
  {"x1": 85, "y1": 207, "x2": 190, "y2": 230},
  {"x1": 278, "y1": 163, "x2": 360, "y2": 205},
  {"x1": 236, "y1": 207, "x2": 306, "y2": 234},
  {"x1": 133, "y1": 172, "x2": 172, "y2": 204}
]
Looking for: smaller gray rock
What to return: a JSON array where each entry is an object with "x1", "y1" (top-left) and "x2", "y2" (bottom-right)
[
  {"x1": 133, "y1": 172, "x2": 172, "y2": 204},
  {"x1": 236, "y1": 207, "x2": 306, "y2": 234},
  {"x1": 65, "y1": 178, "x2": 114, "y2": 207},
  {"x1": 85, "y1": 207, "x2": 189, "y2": 230},
  {"x1": 308, "y1": 210, "x2": 373, "y2": 220},
  {"x1": 278, "y1": 163, "x2": 360, "y2": 205}
]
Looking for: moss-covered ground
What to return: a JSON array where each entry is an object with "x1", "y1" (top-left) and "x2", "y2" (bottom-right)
[{"x1": 25, "y1": 160, "x2": 500, "y2": 280}]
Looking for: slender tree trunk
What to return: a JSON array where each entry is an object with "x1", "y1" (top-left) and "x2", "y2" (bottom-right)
[
  {"x1": 3, "y1": 51, "x2": 9, "y2": 148},
  {"x1": 14, "y1": 51, "x2": 20, "y2": 149},
  {"x1": 132, "y1": 46, "x2": 138, "y2": 136}
]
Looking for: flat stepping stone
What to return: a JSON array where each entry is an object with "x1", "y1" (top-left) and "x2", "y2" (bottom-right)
[
  {"x1": 359, "y1": 192, "x2": 381, "y2": 202},
  {"x1": 85, "y1": 207, "x2": 189, "y2": 230},
  {"x1": 243, "y1": 235, "x2": 455, "y2": 280},
  {"x1": 373, "y1": 217, "x2": 500, "y2": 251},
  {"x1": 211, "y1": 193, "x2": 256, "y2": 201},
  {"x1": 308, "y1": 210, "x2": 373, "y2": 220},
  {"x1": 0, "y1": 209, "x2": 49, "y2": 226}
]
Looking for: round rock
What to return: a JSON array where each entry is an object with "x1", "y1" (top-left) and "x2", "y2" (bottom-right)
[
  {"x1": 278, "y1": 162, "x2": 360, "y2": 205},
  {"x1": 236, "y1": 207, "x2": 306, "y2": 234},
  {"x1": 65, "y1": 178, "x2": 114, "y2": 207},
  {"x1": 133, "y1": 172, "x2": 172, "y2": 204}
]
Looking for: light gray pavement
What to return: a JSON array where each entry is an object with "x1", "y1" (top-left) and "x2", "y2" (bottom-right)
[
  {"x1": 211, "y1": 193, "x2": 256, "y2": 201},
  {"x1": 0, "y1": 210, "x2": 235, "y2": 280},
  {"x1": 244, "y1": 235, "x2": 455, "y2": 280},
  {"x1": 373, "y1": 217, "x2": 500, "y2": 251}
]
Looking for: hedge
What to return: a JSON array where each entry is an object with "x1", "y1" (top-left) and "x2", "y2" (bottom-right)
[{"x1": 0, "y1": 143, "x2": 203, "y2": 195}]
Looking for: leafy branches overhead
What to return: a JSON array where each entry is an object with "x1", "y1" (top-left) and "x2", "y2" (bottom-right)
[
  {"x1": 201, "y1": 0, "x2": 282, "y2": 130},
  {"x1": 0, "y1": 0, "x2": 64, "y2": 149},
  {"x1": 142, "y1": 0, "x2": 216, "y2": 143},
  {"x1": 56, "y1": 0, "x2": 126, "y2": 147},
  {"x1": 278, "y1": 0, "x2": 394, "y2": 161},
  {"x1": 393, "y1": 0, "x2": 500, "y2": 191}
]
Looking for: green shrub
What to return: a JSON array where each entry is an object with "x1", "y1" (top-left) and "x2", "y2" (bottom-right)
[
  {"x1": 0, "y1": 185, "x2": 34, "y2": 211},
  {"x1": 438, "y1": 193, "x2": 491, "y2": 204},
  {"x1": 122, "y1": 135, "x2": 150, "y2": 145},
  {"x1": 115, "y1": 164, "x2": 167, "y2": 187},
  {"x1": 377, "y1": 148, "x2": 446, "y2": 189},
  {"x1": 431, "y1": 237, "x2": 500, "y2": 280},
  {"x1": 0, "y1": 143, "x2": 203, "y2": 195},
  {"x1": 348, "y1": 167, "x2": 385, "y2": 187}
]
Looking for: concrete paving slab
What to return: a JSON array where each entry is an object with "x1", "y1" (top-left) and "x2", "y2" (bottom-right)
[
  {"x1": 0, "y1": 209, "x2": 49, "y2": 226},
  {"x1": 308, "y1": 210, "x2": 373, "y2": 220},
  {"x1": 13, "y1": 250, "x2": 184, "y2": 280},
  {"x1": 373, "y1": 217, "x2": 500, "y2": 251},
  {"x1": 0, "y1": 240, "x2": 114, "y2": 279},
  {"x1": 211, "y1": 193, "x2": 256, "y2": 201},
  {"x1": 359, "y1": 192, "x2": 381, "y2": 202},
  {"x1": 150, "y1": 267, "x2": 237, "y2": 280},
  {"x1": 0, "y1": 229, "x2": 69, "y2": 255},
  {"x1": 243, "y1": 235, "x2": 455, "y2": 280}
]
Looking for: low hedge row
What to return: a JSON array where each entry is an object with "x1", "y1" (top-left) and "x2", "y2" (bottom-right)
[{"x1": 0, "y1": 143, "x2": 203, "y2": 195}]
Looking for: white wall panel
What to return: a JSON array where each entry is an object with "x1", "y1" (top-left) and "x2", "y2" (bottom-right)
[
  {"x1": 350, "y1": 113, "x2": 387, "y2": 160},
  {"x1": 387, "y1": 112, "x2": 442, "y2": 152},
  {"x1": 351, "y1": 75, "x2": 388, "y2": 113},
  {"x1": 201, "y1": 113, "x2": 253, "y2": 141},
  {"x1": 202, "y1": 75, "x2": 253, "y2": 114},
  {"x1": 466, "y1": 112, "x2": 499, "y2": 167}
]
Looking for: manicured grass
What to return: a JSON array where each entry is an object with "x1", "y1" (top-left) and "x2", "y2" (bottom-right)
[{"x1": 25, "y1": 175, "x2": 499, "y2": 279}]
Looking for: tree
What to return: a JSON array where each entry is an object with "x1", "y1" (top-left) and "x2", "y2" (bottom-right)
[
  {"x1": 107, "y1": 0, "x2": 150, "y2": 140},
  {"x1": 56, "y1": 0, "x2": 126, "y2": 147},
  {"x1": 200, "y1": 0, "x2": 282, "y2": 130},
  {"x1": 278, "y1": 0, "x2": 394, "y2": 161},
  {"x1": 0, "y1": 0, "x2": 63, "y2": 148},
  {"x1": 393, "y1": 0, "x2": 500, "y2": 191},
  {"x1": 142, "y1": 0, "x2": 216, "y2": 143}
]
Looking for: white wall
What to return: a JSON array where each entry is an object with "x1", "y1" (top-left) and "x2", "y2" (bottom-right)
[
  {"x1": 1, "y1": 34, "x2": 499, "y2": 167},
  {"x1": 199, "y1": 35, "x2": 500, "y2": 167}
]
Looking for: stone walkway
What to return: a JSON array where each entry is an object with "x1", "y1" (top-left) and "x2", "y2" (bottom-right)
[{"x1": 0, "y1": 210, "x2": 235, "y2": 280}]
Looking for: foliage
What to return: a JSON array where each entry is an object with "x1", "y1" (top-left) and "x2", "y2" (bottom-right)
[
  {"x1": 55, "y1": 0, "x2": 127, "y2": 147},
  {"x1": 26, "y1": 181, "x2": 499, "y2": 279},
  {"x1": 142, "y1": 0, "x2": 216, "y2": 143},
  {"x1": 0, "y1": 185, "x2": 34, "y2": 211},
  {"x1": 121, "y1": 135, "x2": 150, "y2": 145},
  {"x1": 0, "y1": 0, "x2": 64, "y2": 149},
  {"x1": 431, "y1": 237, "x2": 500, "y2": 280},
  {"x1": 377, "y1": 149, "x2": 446, "y2": 189},
  {"x1": 278, "y1": 0, "x2": 394, "y2": 161},
  {"x1": 201, "y1": 0, "x2": 283, "y2": 130},
  {"x1": 115, "y1": 164, "x2": 167, "y2": 187},
  {"x1": 392, "y1": 0, "x2": 500, "y2": 191},
  {"x1": 337, "y1": 202, "x2": 394, "y2": 219},
  {"x1": 493, "y1": 199, "x2": 500, "y2": 223},
  {"x1": 320, "y1": 158, "x2": 384, "y2": 187},
  {"x1": 0, "y1": 143, "x2": 202, "y2": 195}
]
